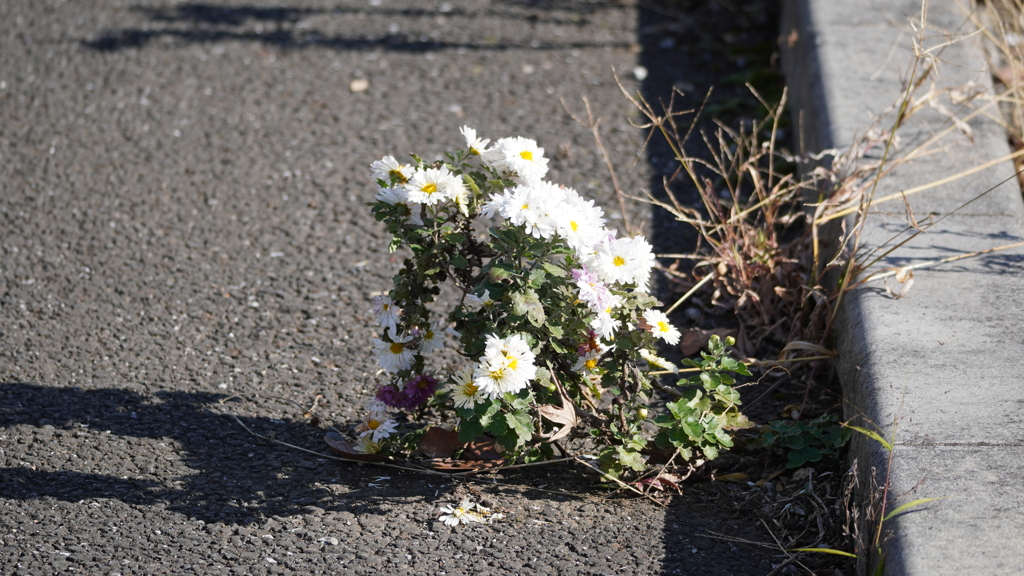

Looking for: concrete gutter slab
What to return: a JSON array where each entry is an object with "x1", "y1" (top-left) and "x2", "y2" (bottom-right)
[{"x1": 781, "y1": 0, "x2": 1024, "y2": 574}]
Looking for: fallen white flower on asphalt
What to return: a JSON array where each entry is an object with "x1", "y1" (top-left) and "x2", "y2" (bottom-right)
[{"x1": 438, "y1": 499, "x2": 505, "y2": 527}]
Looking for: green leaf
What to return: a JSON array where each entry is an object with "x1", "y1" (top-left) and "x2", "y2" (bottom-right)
[
  {"x1": 541, "y1": 261, "x2": 566, "y2": 277},
  {"x1": 528, "y1": 268, "x2": 547, "y2": 288},
  {"x1": 788, "y1": 548, "x2": 859, "y2": 559},
  {"x1": 547, "y1": 324, "x2": 563, "y2": 339},
  {"x1": 882, "y1": 497, "x2": 947, "y2": 522},
  {"x1": 488, "y1": 262, "x2": 516, "y2": 282},
  {"x1": 616, "y1": 446, "x2": 646, "y2": 472},
  {"x1": 786, "y1": 451, "x2": 808, "y2": 468},
  {"x1": 505, "y1": 411, "x2": 534, "y2": 446},
  {"x1": 681, "y1": 418, "x2": 703, "y2": 439},
  {"x1": 667, "y1": 427, "x2": 689, "y2": 448},
  {"x1": 653, "y1": 414, "x2": 676, "y2": 428},
  {"x1": 843, "y1": 424, "x2": 893, "y2": 451},
  {"x1": 703, "y1": 444, "x2": 719, "y2": 460},
  {"x1": 484, "y1": 416, "x2": 508, "y2": 436},
  {"x1": 512, "y1": 289, "x2": 546, "y2": 327},
  {"x1": 700, "y1": 371, "x2": 714, "y2": 388},
  {"x1": 721, "y1": 357, "x2": 752, "y2": 376},
  {"x1": 451, "y1": 254, "x2": 469, "y2": 269},
  {"x1": 463, "y1": 173, "x2": 481, "y2": 197},
  {"x1": 458, "y1": 419, "x2": 483, "y2": 443}
]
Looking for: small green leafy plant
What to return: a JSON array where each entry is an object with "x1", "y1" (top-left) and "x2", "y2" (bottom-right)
[
  {"x1": 652, "y1": 334, "x2": 752, "y2": 463},
  {"x1": 751, "y1": 413, "x2": 851, "y2": 468}
]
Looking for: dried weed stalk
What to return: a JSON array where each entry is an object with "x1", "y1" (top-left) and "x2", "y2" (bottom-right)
[
  {"x1": 619, "y1": 4, "x2": 999, "y2": 371},
  {"x1": 968, "y1": 0, "x2": 1024, "y2": 181}
]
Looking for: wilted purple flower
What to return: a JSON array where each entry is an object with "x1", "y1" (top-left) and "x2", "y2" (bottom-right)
[
  {"x1": 375, "y1": 375, "x2": 439, "y2": 411},
  {"x1": 402, "y1": 375, "x2": 439, "y2": 408},
  {"x1": 375, "y1": 384, "x2": 403, "y2": 408}
]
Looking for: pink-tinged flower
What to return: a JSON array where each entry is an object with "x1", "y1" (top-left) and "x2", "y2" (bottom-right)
[{"x1": 571, "y1": 267, "x2": 614, "y2": 313}]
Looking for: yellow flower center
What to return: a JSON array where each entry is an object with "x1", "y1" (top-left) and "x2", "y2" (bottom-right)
[
  {"x1": 424, "y1": 329, "x2": 434, "y2": 340},
  {"x1": 368, "y1": 419, "x2": 381, "y2": 430},
  {"x1": 520, "y1": 150, "x2": 533, "y2": 161},
  {"x1": 389, "y1": 342, "x2": 405, "y2": 354},
  {"x1": 507, "y1": 358, "x2": 518, "y2": 371},
  {"x1": 612, "y1": 255, "x2": 626, "y2": 267},
  {"x1": 390, "y1": 169, "x2": 408, "y2": 183},
  {"x1": 585, "y1": 358, "x2": 598, "y2": 370},
  {"x1": 657, "y1": 321, "x2": 670, "y2": 332},
  {"x1": 570, "y1": 221, "x2": 579, "y2": 232},
  {"x1": 422, "y1": 183, "x2": 438, "y2": 195},
  {"x1": 489, "y1": 366, "x2": 506, "y2": 380},
  {"x1": 462, "y1": 382, "x2": 479, "y2": 396}
]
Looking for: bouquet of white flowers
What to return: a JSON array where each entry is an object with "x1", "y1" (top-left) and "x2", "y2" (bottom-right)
[{"x1": 346, "y1": 127, "x2": 751, "y2": 476}]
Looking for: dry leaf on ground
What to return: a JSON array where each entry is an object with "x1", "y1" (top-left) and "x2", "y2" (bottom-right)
[
  {"x1": 417, "y1": 426, "x2": 461, "y2": 459},
  {"x1": 680, "y1": 327, "x2": 736, "y2": 356}
]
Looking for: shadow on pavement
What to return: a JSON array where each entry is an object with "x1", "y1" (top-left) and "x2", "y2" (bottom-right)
[
  {"x1": 0, "y1": 382, "x2": 437, "y2": 525},
  {"x1": 83, "y1": 0, "x2": 632, "y2": 52},
  {"x1": 634, "y1": 1, "x2": 790, "y2": 574}
]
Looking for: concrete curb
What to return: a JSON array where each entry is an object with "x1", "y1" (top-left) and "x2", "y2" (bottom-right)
[{"x1": 781, "y1": 1, "x2": 1024, "y2": 574}]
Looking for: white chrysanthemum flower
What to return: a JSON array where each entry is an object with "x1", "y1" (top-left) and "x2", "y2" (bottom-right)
[
  {"x1": 501, "y1": 184, "x2": 558, "y2": 239},
  {"x1": 404, "y1": 166, "x2": 458, "y2": 206},
  {"x1": 353, "y1": 434, "x2": 383, "y2": 454},
  {"x1": 370, "y1": 155, "x2": 414, "y2": 185},
  {"x1": 450, "y1": 175, "x2": 470, "y2": 215},
  {"x1": 365, "y1": 399, "x2": 390, "y2": 414},
  {"x1": 478, "y1": 289, "x2": 496, "y2": 307},
  {"x1": 485, "y1": 136, "x2": 549, "y2": 184},
  {"x1": 372, "y1": 328, "x2": 415, "y2": 372},
  {"x1": 375, "y1": 186, "x2": 423, "y2": 226},
  {"x1": 556, "y1": 191, "x2": 606, "y2": 253},
  {"x1": 642, "y1": 309, "x2": 681, "y2": 345},
  {"x1": 589, "y1": 302, "x2": 622, "y2": 341},
  {"x1": 588, "y1": 235, "x2": 656, "y2": 291},
  {"x1": 360, "y1": 412, "x2": 399, "y2": 442},
  {"x1": 417, "y1": 322, "x2": 445, "y2": 355},
  {"x1": 464, "y1": 289, "x2": 495, "y2": 310},
  {"x1": 439, "y1": 499, "x2": 479, "y2": 527},
  {"x1": 640, "y1": 348, "x2": 678, "y2": 373},
  {"x1": 480, "y1": 188, "x2": 513, "y2": 219},
  {"x1": 473, "y1": 333, "x2": 537, "y2": 398},
  {"x1": 449, "y1": 366, "x2": 482, "y2": 409},
  {"x1": 372, "y1": 295, "x2": 402, "y2": 332},
  {"x1": 460, "y1": 126, "x2": 491, "y2": 156},
  {"x1": 572, "y1": 349, "x2": 604, "y2": 375}
]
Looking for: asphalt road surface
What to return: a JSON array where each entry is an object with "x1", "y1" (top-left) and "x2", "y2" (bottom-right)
[{"x1": 1, "y1": 1, "x2": 780, "y2": 574}]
